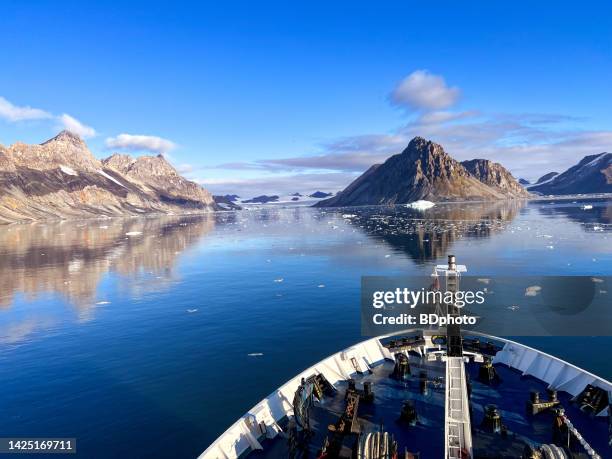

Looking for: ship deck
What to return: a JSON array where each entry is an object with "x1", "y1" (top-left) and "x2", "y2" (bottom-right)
[{"x1": 249, "y1": 353, "x2": 610, "y2": 458}]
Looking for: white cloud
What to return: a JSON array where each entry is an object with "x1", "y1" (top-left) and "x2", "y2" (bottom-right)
[
  {"x1": 58, "y1": 113, "x2": 96, "y2": 138},
  {"x1": 390, "y1": 70, "x2": 460, "y2": 111},
  {"x1": 0, "y1": 96, "x2": 52, "y2": 122},
  {"x1": 105, "y1": 133, "x2": 176, "y2": 154}
]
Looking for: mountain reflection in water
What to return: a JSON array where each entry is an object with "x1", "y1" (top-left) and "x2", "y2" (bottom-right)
[
  {"x1": 0, "y1": 215, "x2": 215, "y2": 311},
  {"x1": 332, "y1": 200, "x2": 525, "y2": 263},
  {"x1": 0, "y1": 199, "x2": 609, "y2": 314},
  {"x1": 535, "y1": 198, "x2": 612, "y2": 229}
]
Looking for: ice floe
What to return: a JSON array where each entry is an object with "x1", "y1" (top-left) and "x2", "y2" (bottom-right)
[
  {"x1": 525, "y1": 286, "x2": 542, "y2": 297},
  {"x1": 406, "y1": 200, "x2": 435, "y2": 210}
]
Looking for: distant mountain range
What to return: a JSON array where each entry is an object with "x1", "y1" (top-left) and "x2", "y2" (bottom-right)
[
  {"x1": 241, "y1": 195, "x2": 280, "y2": 204},
  {"x1": 213, "y1": 195, "x2": 242, "y2": 210},
  {"x1": 316, "y1": 137, "x2": 529, "y2": 207},
  {"x1": 0, "y1": 131, "x2": 217, "y2": 223},
  {"x1": 2, "y1": 132, "x2": 608, "y2": 222},
  {"x1": 308, "y1": 191, "x2": 333, "y2": 198},
  {"x1": 238, "y1": 192, "x2": 334, "y2": 204},
  {"x1": 528, "y1": 153, "x2": 611, "y2": 195}
]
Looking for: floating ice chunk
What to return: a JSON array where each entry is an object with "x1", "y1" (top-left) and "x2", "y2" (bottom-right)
[
  {"x1": 125, "y1": 231, "x2": 142, "y2": 236},
  {"x1": 591, "y1": 277, "x2": 604, "y2": 283},
  {"x1": 477, "y1": 278, "x2": 491, "y2": 284},
  {"x1": 525, "y1": 286, "x2": 542, "y2": 297},
  {"x1": 274, "y1": 278, "x2": 284, "y2": 283},
  {"x1": 318, "y1": 284, "x2": 326, "y2": 288},
  {"x1": 342, "y1": 214, "x2": 357, "y2": 219},
  {"x1": 406, "y1": 200, "x2": 435, "y2": 210},
  {"x1": 60, "y1": 165, "x2": 78, "y2": 176},
  {"x1": 187, "y1": 309, "x2": 198, "y2": 313},
  {"x1": 507, "y1": 305, "x2": 520, "y2": 311},
  {"x1": 384, "y1": 254, "x2": 391, "y2": 258},
  {"x1": 248, "y1": 353, "x2": 263, "y2": 357},
  {"x1": 95, "y1": 301, "x2": 110, "y2": 305},
  {"x1": 581, "y1": 204, "x2": 593, "y2": 210}
]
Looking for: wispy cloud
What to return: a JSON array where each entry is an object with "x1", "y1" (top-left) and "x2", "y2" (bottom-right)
[
  {"x1": 0, "y1": 96, "x2": 52, "y2": 122},
  {"x1": 0, "y1": 96, "x2": 98, "y2": 141},
  {"x1": 390, "y1": 70, "x2": 460, "y2": 111},
  {"x1": 105, "y1": 134, "x2": 176, "y2": 154},
  {"x1": 58, "y1": 113, "x2": 96, "y2": 138},
  {"x1": 211, "y1": 134, "x2": 405, "y2": 174}
]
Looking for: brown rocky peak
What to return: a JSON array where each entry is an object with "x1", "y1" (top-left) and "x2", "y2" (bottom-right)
[
  {"x1": 102, "y1": 153, "x2": 136, "y2": 173},
  {"x1": 41, "y1": 130, "x2": 85, "y2": 147},
  {"x1": 6, "y1": 130, "x2": 100, "y2": 172},
  {"x1": 399, "y1": 136, "x2": 467, "y2": 181},
  {"x1": 403, "y1": 136, "x2": 443, "y2": 158},
  {"x1": 103, "y1": 152, "x2": 178, "y2": 180},
  {"x1": 130, "y1": 154, "x2": 178, "y2": 177},
  {"x1": 461, "y1": 158, "x2": 530, "y2": 197}
]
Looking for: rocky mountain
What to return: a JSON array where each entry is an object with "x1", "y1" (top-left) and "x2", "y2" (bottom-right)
[
  {"x1": 213, "y1": 195, "x2": 242, "y2": 210},
  {"x1": 534, "y1": 172, "x2": 559, "y2": 185},
  {"x1": 529, "y1": 153, "x2": 612, "y2": 195},
  {"x1": 309, "y1": 191, "x2": 333, "y2": 198},
  {"x1": 316, "y1": 137, "x2": 529, "y2": 207},
  {"x1": 241, "y1": 195, "x2": 279, "y2": 204},
  {"x1": 0, "y1": 131, "x2": 217, "y2": 223},
  {"x1": 219, "y1": 194, "x2": 240, "y2": 202},
  {"x1": 461, "y1": 159, "x2": 530, "y2": 197}
]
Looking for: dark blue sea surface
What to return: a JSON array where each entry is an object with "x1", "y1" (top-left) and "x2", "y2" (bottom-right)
[{"x1": 0, "y1": 199, "x2": 610, "y2": 458}]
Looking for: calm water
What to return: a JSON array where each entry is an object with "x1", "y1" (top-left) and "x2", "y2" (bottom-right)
[{"x1": 0, "y1": 199, "x2": 611, "y2": 458}]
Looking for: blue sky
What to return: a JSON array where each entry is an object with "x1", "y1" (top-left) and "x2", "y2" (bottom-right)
[{"x1": 1, "y1": 0, "x2": 611, "y2": 196}]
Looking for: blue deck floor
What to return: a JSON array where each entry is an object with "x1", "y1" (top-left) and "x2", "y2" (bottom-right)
[{"x1": 249, "y1": 350, "x2": 610, "y2": 458}]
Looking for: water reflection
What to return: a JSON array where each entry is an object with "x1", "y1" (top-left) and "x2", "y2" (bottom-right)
[
  {"x1": 336, "y1": 200, "x2": 525, "y2": 263},
  {"x1": 0, "y1": 215, "x2": 215, "y2": 310},
  {"x1": 535, "y1": 199, "x2": 612, "y2": 229}
]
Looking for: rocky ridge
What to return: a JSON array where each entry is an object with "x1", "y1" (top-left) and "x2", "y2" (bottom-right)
[
  {"x1": 316, "y1": 137, "x2": 529, "y2": 207},
  {"x1": 0, "y1": 131, "x2": 217, "y2": 223}
]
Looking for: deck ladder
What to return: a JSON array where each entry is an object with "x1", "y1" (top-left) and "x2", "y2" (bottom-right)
[{"x1": 445, "y1": 356, "x2": 472, "y2": 459}]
